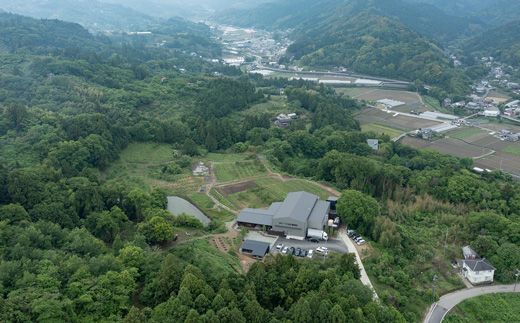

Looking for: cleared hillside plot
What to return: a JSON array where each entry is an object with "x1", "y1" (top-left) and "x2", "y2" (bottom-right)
[
  {"x1": 214, "y1": 159, "x2": 267, "y2": 182},
  {"x1": 215, "y1": 177, "x2": 330, "y2": 209}
]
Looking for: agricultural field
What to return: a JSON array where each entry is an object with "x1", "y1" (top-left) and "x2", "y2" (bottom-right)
[
  {"x1": 361, "y1": 123, "x2": 403, "y2": 138},
  {"x1": 401, "y1": 137, "x2": 493, "y2": 159},
  {"x1": 242, "y1": 95, "x2": 291, "y2": 115},
  {"x1": 356, "y1": 108, "x2": 441, "y2": 133},
  {"x1": 104, "y1": 143, "x2": 233, "y2": 222},
  {"x1": 446, "y1": 127, "x2": 489, "y2": 141},
  {"x1": 487, "y1": 89, "x2": 512, "y2": 104},
  {"x1": 400, "y1": 123, "x2": 520, "y2": 178},
  {"x1": 338, "y1": 88, "x2": 430, "y2": 113},
  {"x1": 215, "y1": 177, "x2": 331, "y2": 210},
  {"x1": 213, "y1": 158, "x2": 267, "y2": 182},
  {"x1": 445, "y1": 293, "x2": 520, "y2": 323}
]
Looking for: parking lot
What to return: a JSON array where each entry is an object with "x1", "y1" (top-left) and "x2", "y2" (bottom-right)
[{"x1": 271, "y1": 236, "x2": 349, "y2": 258}]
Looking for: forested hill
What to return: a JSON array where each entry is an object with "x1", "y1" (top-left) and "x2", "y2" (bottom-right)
[
  {"x1": 218, "y1": 0, "x2": 471, "y2": 98},
  {"x1": 0, "y1": 12, "x2": 397, "y2": 323},
  {"x1": 408, "y1": 0, "x2": 520, "y2": 26},
  {"x1": 285, "y1": 12, "x2": 456, "y2": 84},
  {"x1": 463, "y1": 20, "x2": 520, "y2": 67},
  {"x1": 0, "y1": 0, "x2": 158, "y2": 32},
  {"x1": 218, "y1": 0, "x2": 479, "y2": 43},
  {"x1": 0, "y1": 13, "x2": 109, "y2": 54}
]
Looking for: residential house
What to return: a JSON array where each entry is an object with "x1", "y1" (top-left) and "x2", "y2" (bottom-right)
[{"x1": 461, "y1": 258, "x2": 495, "y2": 285}]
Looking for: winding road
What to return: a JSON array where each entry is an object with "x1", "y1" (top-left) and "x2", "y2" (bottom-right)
[
  {"x1": 423, "y1": 284, "x2": 520, "y2": 323},
  {"x1": 339, "y1": 231, "x2": 379, "y2": 300}
]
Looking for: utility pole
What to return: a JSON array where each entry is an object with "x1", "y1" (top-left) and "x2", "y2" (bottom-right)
[
  {"x1": 443, "y1": 228, "x2": 449, "y2": 259},
  {"x1": 432, "y1": 274, "x2": 438, "y2": 302},
  {"x1": 514, "y1": 269, "x2": 520, "y2": 292}
]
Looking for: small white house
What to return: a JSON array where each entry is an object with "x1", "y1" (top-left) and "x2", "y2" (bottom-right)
[{"x1": 461, "y1": 258, "x2": 495, "y2": 285}]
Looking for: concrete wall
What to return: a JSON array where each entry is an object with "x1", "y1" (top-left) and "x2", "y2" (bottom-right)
[{"x1": 272, "y1": 217, "x2": 307, "y2": 238}]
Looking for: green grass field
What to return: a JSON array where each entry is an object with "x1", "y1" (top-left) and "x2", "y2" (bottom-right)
[
  {"x1": 361, "y1": 123, "x2": 403, "y2": 138},
  {"x1": 448, "y1": 127, "x2": 486, "y2": 140},
  {"x1": 214, "y1": 160, "x2": 267, "y2": 182},
  {"x1": 503, "y1": 145, "x2": 520, "y2": 156},
  {"x1": 220, "y1": 177, "x2": 331, "y2": 209},
  {"x1": 445, "y1": 293, "x2": 520, "y2": 323},
  {"x1": 244, "y1": 96, "x2": 289, "y2": 115}
]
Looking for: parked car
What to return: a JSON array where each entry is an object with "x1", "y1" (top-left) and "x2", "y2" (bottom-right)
[
  {"x1": 295, "y1": 248, "x2": 302, "y2": 256},
  {"x1": 316, "y1": 246, "x2": 328, "y2": 253},
  {"x1": 347, "y1": 229, "x2": 356, "y2": 237},
  {"x1": 307, "y1": 249, "x2": 314, "y2": 258},
  {"x1": 276, "y1": 243, "x2": 284, "y2": 250},
  {"x1": 281, "y1": 246, "x2": 289, "y2": 254},
  {"x1": 301, "y1": 250, "x2": 308, "y2": 257},
  {"x1": 289, "y1": 247, "x2": 295, "y2": 255},
  {"x1": 356, "y1": 239, "x2": 366, "y2": 245}
]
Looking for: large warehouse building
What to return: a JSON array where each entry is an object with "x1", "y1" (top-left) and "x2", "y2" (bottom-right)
[{"x1": 237, "y1": 191, "x2": 330, "y2": 240}]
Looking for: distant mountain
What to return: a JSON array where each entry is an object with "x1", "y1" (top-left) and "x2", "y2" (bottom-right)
[
  {"x1": 218, "y1": 0, "x2": 470, "y2": 96},
  {"x1": 0, "y1": 0, "x2": 158, "y2": 32},
  {"x1": 0, "y1": 12, "x2": 109, "y2": 54},
  {"x1": 406, "y1": 0, "x2": 520, "y2": 26},
  {"x1": 218, "y1": 0, "x2": 480, "y2": 43},
  {"x1": 101, "y1": 0, "x2": 271, "y2": 19},
  {"x1": 463, "y1": 20, "x2": 520, "y2": 66}
]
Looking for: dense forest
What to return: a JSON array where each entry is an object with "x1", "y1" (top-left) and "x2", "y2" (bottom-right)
[
  {"x1": 463, "y1": 20, "x2": 520, "y2": 67},
  {"x1": 1, "y1": 11, "x2": 520, "y2": 323}
]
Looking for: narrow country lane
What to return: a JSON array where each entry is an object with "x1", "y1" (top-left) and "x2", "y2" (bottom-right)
[
  {"x1": 424, "y1": 284, "x2": 520, "y2": 323},
  {"x1": 338, "y1": 231, "x2": 379, "y2": 300}
]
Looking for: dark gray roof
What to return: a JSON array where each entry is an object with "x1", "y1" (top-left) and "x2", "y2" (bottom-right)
[
  {"x1": 308, "y1": 200, "x2": 330, "y2": 229},
  {"x1": 273, "y1": 191, "x2": 319, "y2": 222},
  {"x1": 241, "y1": 240, "x2": 270, "y2": 257},
  {"x1": 464, "y1": 258, "x2": 495, "y2": 271},
  {"x1": 237, "y1": 208, "x2": 273, "y2": 226}
]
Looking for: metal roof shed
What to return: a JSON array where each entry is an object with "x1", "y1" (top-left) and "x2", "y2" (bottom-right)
[{"x1": 240, "y1": 240, "x2": 270, "y2": 259}]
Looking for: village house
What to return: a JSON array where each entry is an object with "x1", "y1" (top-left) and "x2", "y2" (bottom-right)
[{"x1": 459, "y1": 246, "x2": 495, "y2": 285}]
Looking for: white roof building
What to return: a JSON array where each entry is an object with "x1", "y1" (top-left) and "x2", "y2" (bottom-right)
[{"x1": 377, "y1": 99, "x2": 405, "y2": 109}]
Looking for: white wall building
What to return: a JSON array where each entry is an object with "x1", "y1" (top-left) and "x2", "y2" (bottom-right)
[{"x1": 461, "y1": 258, "x2": 495, "y2": 285}]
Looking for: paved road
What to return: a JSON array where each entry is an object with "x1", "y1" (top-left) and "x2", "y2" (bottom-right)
[
  {"x1": 338, "y1": 231, "x2": 379, "y2": 299},
  {"x1": 424, "y1": 284, "x2": 520, "y2": 323}
]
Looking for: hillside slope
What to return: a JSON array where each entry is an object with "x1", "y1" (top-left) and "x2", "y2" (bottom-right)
[
  {"x1": 463, "y1": 20, "x2": 520, "y2": 66},
  {"x1": 0, "y1": 0, "x2": 157, "y2": 31}
]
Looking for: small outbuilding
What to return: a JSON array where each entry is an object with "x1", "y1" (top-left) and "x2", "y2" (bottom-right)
[{"x1": 240, "y1": 240, "x2": 270, "y2": 260}]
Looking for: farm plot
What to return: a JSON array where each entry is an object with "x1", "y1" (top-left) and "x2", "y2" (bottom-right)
[
  {"x1": 475, "y1": 151, "x2": 520, "y2": 178},
  {"x1": 213, "y1": 159, "x2": 267, "y2": 182},
  {"x1": 401, "y1": 137, "x2": 493, "y2": 159},
  {"x1": 215, "y1": 177, "x2": 330, "y2": 210},
  {"x1": 339, "y1": 88, "x2": 428, "y2": 113},
  {"x1": 446, "y1": 127, "x2": 490, "y2": 141},
  {"x1": 361, "y1": 123, "x2": 403, "y2": 138},
  {"x1": 356, "y1": 108, "x2": 441, "y2": 132}
]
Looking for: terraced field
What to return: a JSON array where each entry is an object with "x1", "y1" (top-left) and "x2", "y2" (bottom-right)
[
  {"x1": 216, "y1": 177, "x2": 331, "y2": 209},
  {"x1": 214, "y1": 159, "x2": 267, "y2": 182}
]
